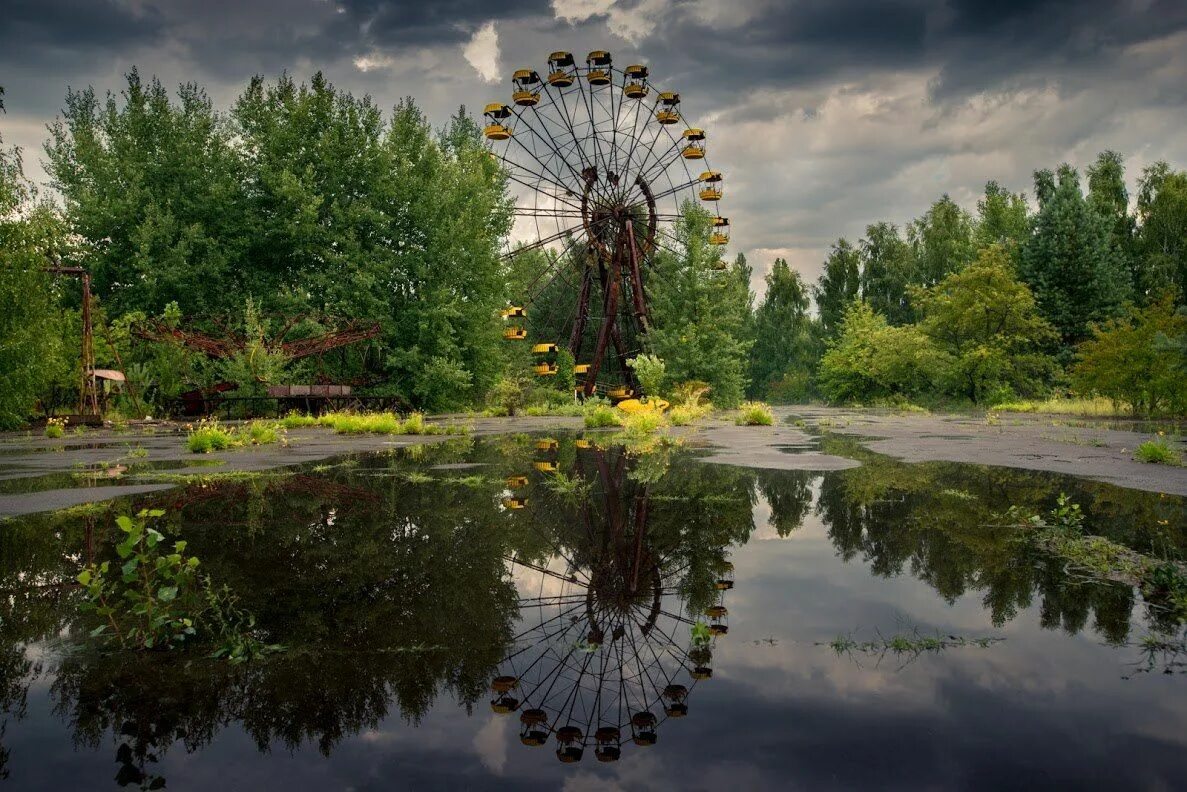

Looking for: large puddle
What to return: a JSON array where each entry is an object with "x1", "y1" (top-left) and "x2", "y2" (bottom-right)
[{"x1": 2, "y1": 433, "x2": 1186, "y2": 788}]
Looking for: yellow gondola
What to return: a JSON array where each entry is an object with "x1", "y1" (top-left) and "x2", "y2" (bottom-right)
[
  {"x1": 656, "y1": 91, "x2": 680, "y2": 124},
  {"x1": 533, "y1": 362, "x2": 558, "y2": 376},
  {"x1": 624, "y1": 64, "x2": 649, "y2": 98},
  {"x1": 501, "y1": 305, "x2": 526, "y2": 318},
  {"x1": 698, "y1": 170, "x2": 723, "y2": 201},
  {"x1": 709, "y1": 216, "x2": 730, "y2": 246},
  {"x1": 502, "y1": 496, "x2": 527, "y2": 510},
  {"x1": 512, "y1": 69, "x2": 542, "y2": 106},
  {"x1": 574, "y1": 363, "x2": 591, "y2": 374},
  {"x1": 586, "y1": 51, "x2": 612, "y2": 85},
  {"x1": 505, "y1": 475, "x2": 528, "y2": 488},
  {"x1": 536, "y1": 438, "x2": 558, "y2": 451},
  {"x1": 607, "y1": 386, "x2": 634, "y2": 401},
  {"x1": 534, "y1": 460, "x2": 558, "y2": 473},
  {"x1": 681, "y1": 128, "x2": 705, "y2": 159},
  {"x1": 503, "y1": 326, "x2": 527, "y2": 340},
  {"x1": 531, "y1": 342, "x2": 558, "y2": 355},
  {"x1": 547, "y1": 51, "x2": 575, "y2": 87},
  {"x1": 483, "y1": 103, "x2": 512, "y2": 140}
]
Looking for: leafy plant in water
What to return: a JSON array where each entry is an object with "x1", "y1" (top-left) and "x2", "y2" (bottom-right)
[
  {"x1": 77, "y1": 509, "x2": 200, "y2": 650},
  {"x1": 44, "y1": 416, "x2": 67, "y2": 439},
  {"x1": 690, "y1": 619, "x2": 712, "y2": 647},
  {"x1": 1135, "y1": 436, "x2": 1181, "y2": 465}
]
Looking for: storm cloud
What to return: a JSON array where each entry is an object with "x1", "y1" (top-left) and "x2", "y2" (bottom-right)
[{"x1": 2, "y1": 0, "x2": 1185, "y2": 288}]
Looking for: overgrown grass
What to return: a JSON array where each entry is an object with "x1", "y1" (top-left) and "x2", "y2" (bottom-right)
[
  {"x1": 186, "y1": 420, "x2": 237, "y2": 453},
  {"x1": 669, "y1": 402, "x2": 713, "y2": 426},
  {"x1": 1135, "y1": 437, "x2": 1182, "y2": 465},
  {"x1": 279, "y1": 412, "x2": 319, "y2": 429},
  {"x1": 524, "y1": 403, "x2": 585, "y2": 417},
  {"x1": 735, "y1": 401, "x2": 774, "y2": 426},
  {"x1": 186, "y1": 419, "x2": 283, "y2": 453},
  {"x1": 991, "y1": 396, "x2": 1125, "y2": 416},
  {"x1": 620, "y1": 410, "x2": 666, "y2": 436},
  {"x1": 313, "y1": 411, "x2": 458, "y2": 436},
  {"x1": 44, "y1": 417, "x2": 66, "y2": 439},
  {"x1": 584, "y1": 402, "x2": 623, "y2": 428}
]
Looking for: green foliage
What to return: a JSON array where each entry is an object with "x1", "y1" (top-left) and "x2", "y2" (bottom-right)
[
  {"x1": 1072, "y1": 292, "x2": 1187, "y2": 415},
  {"x1": 315, "y1": 410, "x2": 456, "y2": 436},
  {"x1": 583, "y1": 401, "x2": 622, "y2": 428},
  {"x1": 818, "y1": 302, "x2": 941, "y2": 403},
  {"x1": 1020, "y1": 165, "x2": 1131, "y2": 350},
  {"x1": 619, "y1": 410, "x2": 666, "y2": 436},
  {"x1": 975, "y1": 181, "x2": 1030, "y2": 258},
  {"x1": 44, "y1": 418, "x2": 67, "y2": 439},
  {"x1": 1134, "y1": 438, "x2": 1181, "y2": 465},
  {"x1": 860, "y1": 222, "x2": 914, "y2": 325},
  {"x1": 1135, "y1": 163, "x2": 1187, "y2": 303},
  {"x1": 814, "y1": 239, "x2": 862, "y2": 336},
  {"x1": 0, "y1": 139, "x2": 70, "y2": 428},
  {"x1": 186, "y1": 420, "x2": 236, "y2": 453},
  {"x1": 750, "y1": 258, "x2": 819, "y2": 400},
  {"x1": 913, "y1": 245, "x2": 1057, "y2": 403},
  {"x1": 908, "y1": 194, "x2": 976, "y2": 286},
  {"x1": 77, "y1": 509, "x2": 202, "y2": 650},
  {"x1": 627, "y1": 354, "x2": 666, "y2": 400},
  {"x1": 735, "y1": 401, "x2": 774, "y2": 426},
  {"x1": 646, "y1": 204, "x2": 752, "y2": 407},
  {"x1": 489, "y1": 375, "x2": 528, "y2": 416},
  {"x1": 77, "y1": 509, "x2": 277, "y2": 658},
  {"x1": 280, "y1": 412, "x2": 319, "y2": 428}
]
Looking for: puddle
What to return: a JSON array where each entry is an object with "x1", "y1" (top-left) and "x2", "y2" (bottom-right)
[{"x1": 1, "y1": 434, "x2": 1186, "y2": 787}]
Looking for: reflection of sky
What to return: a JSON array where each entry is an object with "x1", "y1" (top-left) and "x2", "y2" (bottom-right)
[{"x1": 6, "y1": 477, "x2": 1187, "y2": 790}]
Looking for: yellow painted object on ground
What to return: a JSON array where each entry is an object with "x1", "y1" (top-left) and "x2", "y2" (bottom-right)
[{"x1": 616, "y1": 398, "x2": 670, "y2": 414}]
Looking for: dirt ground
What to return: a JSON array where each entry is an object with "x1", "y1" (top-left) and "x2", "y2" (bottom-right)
[{"x1": 0, "y1": 407, "x2": 1183, "y2": 518}]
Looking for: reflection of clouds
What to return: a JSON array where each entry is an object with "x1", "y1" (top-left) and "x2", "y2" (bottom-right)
[{"x1": 473, "y1": 713, "x2": 509, "y2": 775}]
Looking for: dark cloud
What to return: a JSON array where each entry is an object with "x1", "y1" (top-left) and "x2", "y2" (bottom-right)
[{"x1": 336, "y1": 0, "x2": 552, "y2": 44}]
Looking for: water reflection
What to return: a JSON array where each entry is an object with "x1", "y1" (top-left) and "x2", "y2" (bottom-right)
[{"x1": 0, "y1": 433, "x2": 1185, "y2": 787}]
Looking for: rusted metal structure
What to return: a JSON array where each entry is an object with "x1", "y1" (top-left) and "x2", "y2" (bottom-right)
[{"x1": 45, "y1": 264, "x2": 100, "y2": 419}]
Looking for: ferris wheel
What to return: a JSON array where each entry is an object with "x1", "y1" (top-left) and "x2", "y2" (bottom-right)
[
  {"x1": 490, "y1": 442, "x2": 735, "y2": 763},
  {"x1": 485, "y1": 50, "x2": 731, "y2": 400}
]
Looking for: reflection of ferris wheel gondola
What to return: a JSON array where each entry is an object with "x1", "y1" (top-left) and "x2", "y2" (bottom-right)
[{"x1": 490, "y1": 442, "x2": 733, "y2": 762}]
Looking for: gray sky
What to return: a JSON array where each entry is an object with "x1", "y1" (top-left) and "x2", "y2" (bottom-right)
[{"x1": 3, "y1": 0, "x2": 1186, "y2": 291}]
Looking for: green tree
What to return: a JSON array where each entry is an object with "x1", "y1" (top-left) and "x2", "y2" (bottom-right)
[
  {"x1": 646, "y1": 204, "x2": 751, "y2": 407},
  {"x1": 817, "y1": 301, "x2": 941, "y2": 403},
  {"x1": 908, "y1": 195, "x2": 975, "y2": 286},
  {"x1": 813, "y1": 238, "x2": 861, "y2": 336},
  {"x1": 749, "y1": 258, "x2": 818, "y2": 401},
  {"x1": 913, "y1": 246, "x2": 1056, "y2": 403},
  {"x1": 1072, "y1": 292, "x2": 1187, "y2": 415},
  {"x1": 1087, "y1": 151, "x2": 1138, "y2": 296},
  {"x1": 1135, "y1": 162, "x2": 1187, "y2": 304},
  {"x1": 0, "y1": 140, "x2": 70, "y2": 427},
  {"x1": 859, "y1": 222, "x2": 913, "y2": 325},
  {"x1": 1019, "y1": 165, "x2": 1130, "y2": 351},
  {"x1": 45, "y1": 69, "x2": 249, "y2": 315},
  {"x1": 974, "y1": 181, "x2": 1029, "y2": 258}
]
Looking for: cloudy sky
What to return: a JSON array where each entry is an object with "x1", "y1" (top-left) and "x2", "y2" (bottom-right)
[{"x1": 3, "y1": 0, "x2": 1187, "y2": 290}]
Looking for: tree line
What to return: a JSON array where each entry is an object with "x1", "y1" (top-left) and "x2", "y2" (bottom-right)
[
  {"x1": 748, "y1": 153, "x2": 1187, "y2": 414},
  {"x1": 2, "y1": 69, "x2": 1186, "y2": 425}
]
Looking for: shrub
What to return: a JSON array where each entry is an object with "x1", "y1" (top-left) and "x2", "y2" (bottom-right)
[
  {"x1": 628, "y1": 354, "x2": 667, "y2": 400},
  {"x1": 45, "y1": 417, "x2": 67, "y2": 438},
  {"x1": 401, "y1": 412, "x2": 426, "y2": 435},
  {"x1": 186, "y1": 419, "x2": 235, "y2": 453},
  {"x1": 818, "y1": 302, "x2": 942, "y2": 403},
  {"x1": 669, "y1": 403, "x2": 712, "y2": 426},
  {"x1": 736, "y1": 401, "x2": 774, "y2": 426},
  {"x1": 1134, "y1": 437, "x2": 1181, "y2": 465},
  {"x1": 671, "y1": 380, "x2": 711, "y2": 407},
  {"x1": 584, "y1": 401, "x2": 622, "y2": 428},
  {"x1": 489, "y1": 376, "x2": 527, "y2": 416}
]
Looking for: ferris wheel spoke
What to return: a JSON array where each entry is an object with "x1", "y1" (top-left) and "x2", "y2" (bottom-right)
[
  {"x1": 540, "y1": 83, "x2": 592, "y2": 174},
  {"x1": 511, "y1": 106, "x2": 587, "y2": 187}
]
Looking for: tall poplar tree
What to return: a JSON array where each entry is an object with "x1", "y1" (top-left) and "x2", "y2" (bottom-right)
[
  {"x1": 859, "y1": 222, "x2": 913, "y2": 325},
  {"x1": 749, "y1": 258, "x2": 817, "y2": 400},
  {"x1": 813, "y1": 238, "x2": 861, "y2": 336}
]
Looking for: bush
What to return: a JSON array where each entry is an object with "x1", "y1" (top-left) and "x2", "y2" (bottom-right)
[
  {"x1": 402, "y1": 412, "x2": 426, "y2": 435},
  {"x1": 280, "y1": 412, "x2": 319, "y2": 428},
  {"x1": 1073, "y1": 292, "x2": 1187, "y2": 416},
  {"x1": 1134, "y1": 437, "x2": 1181, "y2": 465},
  {"x1": 186, "y1": 419, "x2": 235, "y2": 453},
  {"x1": 583, "y1": 401, "x2": 622, "y2": 428},
  {"x1": 736, "y1": 401, "x2": 774, "y2": 426},
  {"x1": 243, "y1": 421, "x2": 281, "y2": 445},
  {"x1": 45, "y1": 417, "x2": 66, "y2": 438},
  {"x1": 669, "y1": 404, "x2": 711, "y2": 426},
  {"x1": 818, "y1": 302, "x2": 942, "y2": 403},
  {"x1": 627, "y1": 354, "x2": 666, "y2": 401}
]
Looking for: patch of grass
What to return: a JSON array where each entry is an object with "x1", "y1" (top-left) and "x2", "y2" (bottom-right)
[
  {"x1": 735, "y1": 401, "x2": 774, "y2": 426},
  {"x1": 669, "y1": 403, "x2": 711, "y2": 426},
  {"x1": 312, "y1": 411, "x2": 459, "y2": 436},
  {"x1": 186, "y1": 420, "x2": 236, "y2": 453},
  {"x1": 280, "y1": 412, "x2": 319, "y2": 429},
  {"x1": 583, "y1": 402, "x2": 623, "y2": 429},
  {"x1": 1135, "y1": 437, "x2": 1181, "y2": 465},
  {"x1": 243, "y1": 421, "x2": 282, "y2": 446},
  {"x1": 524, "y1": 403, "x2": 585, "y2": 417},
  {"x1": 45, "y1": 417, "x2": 67, "y2": 439},
  {"x1": 404, "y1": 471, "x2": 434, "y2": 484},
  {"x1": 620, "y1": 410, "x2": 666, "y2": 436},
  {"x1": 991, "y1": 396, "x2": 1125, "y2": 417}
]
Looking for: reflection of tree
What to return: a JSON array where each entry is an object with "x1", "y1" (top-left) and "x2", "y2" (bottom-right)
[
  {"x1": 491, "y1": 442, "x2": 751, "y2": 763},
  {"x1": 812, "y1": 437, "x2": 1179, "y2": 645},
  {"x1": 755, "y1": 469, "x2": 815, "y2": 537}
]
